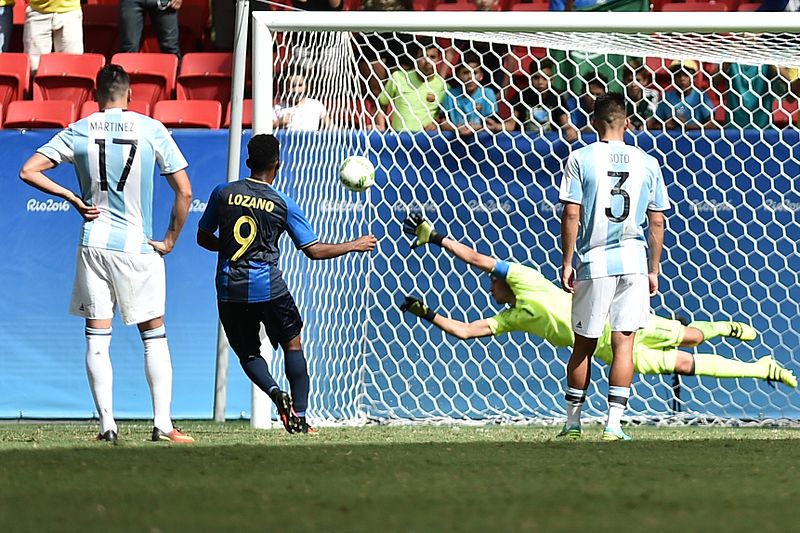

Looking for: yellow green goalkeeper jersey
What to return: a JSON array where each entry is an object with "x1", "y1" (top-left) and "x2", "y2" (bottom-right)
[{"x1": 486, "y1": 261, "x2": 574, "y2": 347}]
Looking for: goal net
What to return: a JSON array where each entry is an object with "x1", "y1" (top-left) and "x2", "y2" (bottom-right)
[{"x1": 251, "y1": 12, "x2": 800, "y2": 426}]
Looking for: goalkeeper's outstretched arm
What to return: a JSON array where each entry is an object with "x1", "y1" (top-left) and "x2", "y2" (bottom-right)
[
  {"x1": 403, "y1": 214, "x2": 496, "y2": 273},
  {"x1": 400, "y1": 296, "x2": 493, "y2": 340}
]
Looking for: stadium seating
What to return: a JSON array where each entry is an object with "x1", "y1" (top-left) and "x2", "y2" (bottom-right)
[
  {"x1": 737, "y1": 1, "x2": 760, "y2": 9},
  {"x1": 662, "y1": 2, "x2": 728, "y2": 10},
  {"x1": 153, "y1": 99, "x2": 222, "y2": 128},
  {"x1": 434, "y1": 1, "x2": 478, "y2": 10},
  {"x1": 4, "y1": 100, "x2": 75, "y2": 129},
  {"x1": 33, "y1": 54, "x2": 106, "y2": 111},
  {"x1": 176, "y1": 53, "x2": 233, "y2": 109},
  {"x1": 223, "y1": 99, "x2": 253, "y2": 128},
  {"x1": 83, "y1": 4, "x2": 119, "y2": 61},
  {"x1": 773, "y1": 98, "x2": 798, "y2": 128},
  {"x1": 79, "y1": 100, "x2": 151, "y2": 119},
  {"x1": 510, "y1": 2, "x2": 549, "y2": 10},
  {"x1": 0, "y1": 53, "x2": 30, "y2": 120},
  {"x1": 111, "y1": 53, "x2": 178, "y2": 108}
]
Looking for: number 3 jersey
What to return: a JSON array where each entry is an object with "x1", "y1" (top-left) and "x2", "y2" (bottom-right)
[
  {"x1": 198, "y1": 179, "x2": 319, "y2": 303},
  {"x1": 559, "y1": 140, "x2": 670, "y2": 280},
  {"x1": 37, "y1": 108, "x2": 189, "y2": 254}
]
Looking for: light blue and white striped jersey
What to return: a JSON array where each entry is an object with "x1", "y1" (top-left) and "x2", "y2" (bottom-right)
[
  {"x1": 38, "y1": 109, "x2": 188, "y2": 254},
  {"x1": 559, "y1": 140, "x2": 669, "y2": 280}
]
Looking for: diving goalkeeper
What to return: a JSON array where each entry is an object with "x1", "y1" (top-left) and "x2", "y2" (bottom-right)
[{"x1": 399, "y1": 214, "x2": 796, "y2": 388}]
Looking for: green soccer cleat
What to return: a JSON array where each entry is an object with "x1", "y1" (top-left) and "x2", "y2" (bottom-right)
[
  {"x1": 728, "y1": 322, "x2": 757, "y2": 342},
  {"x1": 555, "y1": 424, "x2": 582, "y2": 440},
  {"x1": 602, "y1": 427, "x2": 632, "y2": 441},
  {"x1": 760, "y1": 356, "x2": 798, "y2": 388}
]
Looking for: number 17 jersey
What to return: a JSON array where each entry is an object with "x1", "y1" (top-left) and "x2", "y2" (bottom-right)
[
  {"x1": 559, "y1": 140, "x2": 670, "y2": 280},
  {"x1": 37, "y1": 108, "x2": 189, "y2": 254}
]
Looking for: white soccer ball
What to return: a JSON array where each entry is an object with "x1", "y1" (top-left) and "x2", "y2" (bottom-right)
[{"x1": 338, "y1": 155, "x2": 376, "y2": 193}]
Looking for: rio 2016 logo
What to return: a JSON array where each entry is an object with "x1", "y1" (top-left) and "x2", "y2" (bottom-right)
[{"x1": 26, "y1": 198, "x2": 70, "y2": 212}]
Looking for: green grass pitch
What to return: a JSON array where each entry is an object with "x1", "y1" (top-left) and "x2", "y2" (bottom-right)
[{"x1": 1, "y1": 421, "x2": 797, "y2": 532}]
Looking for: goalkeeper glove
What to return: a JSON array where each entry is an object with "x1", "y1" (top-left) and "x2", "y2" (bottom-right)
[
  {"x1": 403, "y1": 212, "x2": 445, "y2": 249},
  {"x1": 400, "y1": 296, "x2": 437, "y2": 322}
]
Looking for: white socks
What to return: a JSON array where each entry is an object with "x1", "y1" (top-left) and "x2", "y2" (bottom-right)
[
  {"x1": 606, "y1": 385, "x2": 631, "y2": 431},
  {"x1": 565, "y1": 386, "x2": 587, "y2": 427},
  {"x1": 85, "y1": 327, "x2": 116, "y2": 434},
  {"x1": 142, "y1": 325, "x2": 173, "y2": 434}
]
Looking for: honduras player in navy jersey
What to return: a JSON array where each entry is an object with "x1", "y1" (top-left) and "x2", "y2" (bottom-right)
[
  {"x1": 197, "y1": 134, "x2": 376, "y2": 434},
  {"x1": 559, "y1": 92, "x2": 669, "y2": 441},
  {"x1": 19, "y1": 65, "x2": 194, "y2": 444}
]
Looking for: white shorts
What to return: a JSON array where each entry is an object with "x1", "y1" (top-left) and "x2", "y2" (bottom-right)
[
  {"x1": 571, "y1": 274, "x2": 649, "y2": 338},
  {"x1": 70, "y1": 246, "x2": 165, "y2": 326}
]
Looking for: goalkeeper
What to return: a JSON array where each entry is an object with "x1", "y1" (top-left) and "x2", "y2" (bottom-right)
[{"x1": 399, "y1": 214, "x2": 796, "y2": 388}]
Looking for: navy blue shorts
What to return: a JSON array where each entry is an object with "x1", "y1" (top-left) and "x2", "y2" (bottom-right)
[{"x1": 218, "y1": 293, "x2": 303, "y2": 355}]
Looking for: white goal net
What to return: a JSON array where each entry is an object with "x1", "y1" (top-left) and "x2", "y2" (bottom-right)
[{"x1": 251, "y1": 12, "x2": 800, "y2": 426}]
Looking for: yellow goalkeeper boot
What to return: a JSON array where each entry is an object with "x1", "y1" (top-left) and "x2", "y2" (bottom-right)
[{"x1": 760, "y1": 356, "x2": 797, "y2": 388}]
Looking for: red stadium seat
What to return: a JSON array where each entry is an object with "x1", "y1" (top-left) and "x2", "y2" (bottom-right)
[
  {"x1": 737, "y1": 1, "x2": 760, "y2": 9},
  {"x1": 33, "y1": 54, "x2": 106, "y2": 110},
  {"x1": 688, "y1": 0, "x2": 738, "y2": 9},
  {"x1": 153, "y1": 99, "x2": 222, "y2": 128},
  {"x1": 177, "y1": 53, "x2": 233, "y2": 108},
  {"x1": 4, "y1": 100, "x2": 75, "y2": 129},
  {"x1": 111, "y1": 53, "x2": 178, "y2": 108},
  {"x1": 83, "y1": 5, "x2": 120, "y2": 61},
  {"x1": 662, "y1": 2, "x2": 728, "y2": 10},
  {"x1": 223, "y1": 99, "x2": 253, "y2": 128},
  {"x1": 773, "y1": 98, "x2": 798, "y2": 128},
  {"x1": 510, "y1": 2, "x2": 549, "y2": 10},
  {"x1": 79, "y1": 100, "x2": 151, "y2": 119},
  {"x1": 0, "y1": 53, "x2": 30, "y2": 119},
  {"x1": 434, "y1": 1, "x2": 478, "y2": 10}
]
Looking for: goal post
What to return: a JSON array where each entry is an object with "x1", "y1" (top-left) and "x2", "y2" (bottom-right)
[{"x1": 243, "y1": 11, "x2": 800, "y2": 426}]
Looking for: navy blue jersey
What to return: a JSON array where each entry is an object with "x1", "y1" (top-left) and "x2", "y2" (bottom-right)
[{"x1": 198, "y1": 178, "x2": 319, "y2": 303}]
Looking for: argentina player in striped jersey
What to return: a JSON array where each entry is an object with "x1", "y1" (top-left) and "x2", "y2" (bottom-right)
[
  {"x1": 559, "y1": 92, "x2": 669, "y2": 441},
  {"x1": 19, "y1": 65, "x2": 194, "y2": 444},
  {"x1": 197, "y1": 134, "x2": 376, "y2": 434}
]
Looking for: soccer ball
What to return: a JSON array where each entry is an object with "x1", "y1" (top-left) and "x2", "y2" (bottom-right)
[{"x1": 338, "y1": 155, "x2": 375, "y2": 193}]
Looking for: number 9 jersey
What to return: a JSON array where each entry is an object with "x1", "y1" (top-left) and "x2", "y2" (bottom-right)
[
  {"x1": 198, "y1": 179, "x2": 319, "y2": 303},
  {"x1": 37, "y1": 108, "x2": 189, "y2": 254},
  {"x1": 558, "y1": 140, "x2": 670, "y2": 280}
]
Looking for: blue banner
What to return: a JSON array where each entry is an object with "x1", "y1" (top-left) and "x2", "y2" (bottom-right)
[{"x1": 1, "y1": 129, "x2": 798, "y2": 420}]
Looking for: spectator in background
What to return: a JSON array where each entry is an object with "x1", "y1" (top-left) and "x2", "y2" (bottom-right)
[
  {"x1": 24, "y1": 0, "x2": 83, "y2": 71},
  {"x1": 377, "y1": 42, "x2": 446, "y2": 132},
  {"x1": 273, "y1": 72, "x2": 330, "y2": 131},
  {"x1": 356, "y1": 1, "x2": 412, "y2": 100},
  {"x1": 119, "y1": 0, "x2": 181, "y2": 58},
  {"x1": 564, "y1": 74, "x2": 607, "y2": 140},
  {"x1": 441, "y1": 53, "x2": 501, "y2": 136},
  {"x1": 623, "y1": 64, "x2": 660, "y2": 131},
  {"x1": 649, "y1": 60, "x2": 716, "y2": 131},
  {"x1": 0, "y1": 0, "x2": 13, "y2": 53},
  {"x1": 472, "y1": 0, "x2": 499, "y2": 10},
  {"x1": 507, "y1": 58, "x2": 571, "y2": 137},
  {"x1": 722, "y1": 63, "x2": 776, "y2": 129}
]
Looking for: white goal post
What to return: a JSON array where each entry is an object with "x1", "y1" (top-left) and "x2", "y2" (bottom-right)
[{"x1": 236, "y1": 10, "x2": 800, "y2": 428}]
